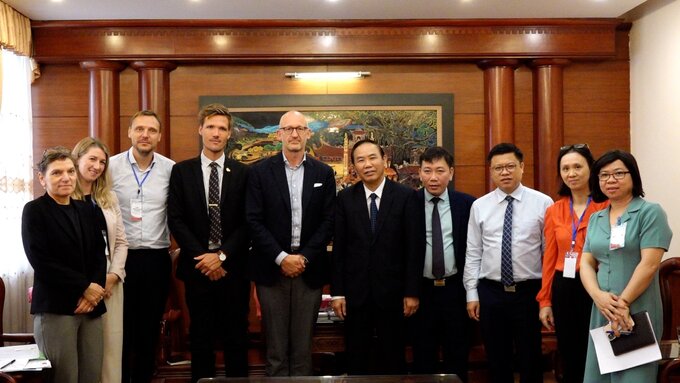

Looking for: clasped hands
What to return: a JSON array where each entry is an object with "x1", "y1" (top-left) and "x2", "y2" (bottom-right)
[
  {"x1": 75, "y1": 282, "x2": 105, "y2": 314},
  {"x1": 195, "y1": 252, "x2": 227, "y2": 281},
  {"x1": 594, "y1": 290, "x2": 634, "y2": 337},
  {"x1": 280, "y1": 254, "x2": 306, "y2": 278}
]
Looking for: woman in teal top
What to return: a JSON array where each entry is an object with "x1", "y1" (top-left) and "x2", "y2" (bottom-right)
[{"x1": 580, "y1": 150, "x2": 673, "y2": 382}]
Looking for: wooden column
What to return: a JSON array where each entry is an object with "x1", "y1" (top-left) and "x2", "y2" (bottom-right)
[
  {"x1": 80, "y1": 61, "x2": 126, "y2": 154},
  {"x1": 531, "y1": 59, "x2": 570, "y2": 199},
  {"x1": 478, "y1": 59, "x2": 519, "y2": 192},
  {"x1": 130, "y1": 61, "x2": 177, "y2": 157}
]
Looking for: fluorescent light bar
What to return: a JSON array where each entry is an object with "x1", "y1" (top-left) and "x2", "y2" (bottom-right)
[{"x1": 284, "y1": 71, "x2": 370, "y2": 80}]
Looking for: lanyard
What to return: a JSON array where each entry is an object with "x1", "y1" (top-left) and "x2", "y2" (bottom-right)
[
  {"x1": 570, "y1": 196, "x2": 592, "y2": 251},
  {"x1": 127, "y1": 151, "x2": 155, "y2": 195}
]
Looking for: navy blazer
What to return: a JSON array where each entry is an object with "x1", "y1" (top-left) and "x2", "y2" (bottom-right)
[
  {"x1": 415, "y1": 187, "x2": 476, "y2": 282},
  {"x1": 22, "y1": 194, "x2": 107, "y2": 316},
  {"x1": 331, "y1": 179, "x2": 421, "y2": 309},
  {"x1": 167, "y1": 156, "x2": 250, "y2": 281},
  {"x1": 246, "y1": 153, "x2": 335, "y2": 289}
]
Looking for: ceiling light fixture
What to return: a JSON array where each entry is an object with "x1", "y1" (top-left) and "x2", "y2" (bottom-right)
[{"x1": 284, "y1": 71, "x2": 370, "y2": 80}]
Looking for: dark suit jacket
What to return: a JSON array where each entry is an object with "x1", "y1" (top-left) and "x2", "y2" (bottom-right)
[
  {"x1": 246, "y1": 153, "x2": 335, "y2": 289},
  {"x1": 331, "y1": 179, "x2": 421, "y2": 309},
  {"x1": 167, "y1": 156, "x2": 250, "y2": 281},
  {"x1": 21, "y1": 194, "x2": 107, "y2": 316},
  {"x1": 415, "y1": 188, "x2": 476, "y2": 284}
]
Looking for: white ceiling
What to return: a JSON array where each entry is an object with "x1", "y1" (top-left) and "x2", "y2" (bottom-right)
[{"x1": 5, "y1": 0, "x2": 647, "y2": 21}]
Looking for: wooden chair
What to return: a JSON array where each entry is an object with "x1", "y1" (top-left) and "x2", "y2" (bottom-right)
[
  {"x1": 0, "y1": 278, "x2": 34, "y2": 347},
  {"x1": 658, "y1": 257, "x2": 680, "y2": 383},
  {"x1": 0, "y1": 372, "x2": 17, "y2": 383}
]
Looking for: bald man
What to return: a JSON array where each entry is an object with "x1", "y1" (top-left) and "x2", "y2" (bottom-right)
[{"x1": 246, "y1": 111, "x2": 336, "y2": 376}]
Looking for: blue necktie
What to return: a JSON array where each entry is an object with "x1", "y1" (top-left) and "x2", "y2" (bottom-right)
[
  {"x1": 431, "y1": 197, "x2": 445, "y2": 280},
  {"x1": 370, "y1": 193, "x2": 378, "y2": 233},
  {"x1": 501, "y1": 195, "x2": 514, "y2": 286}
]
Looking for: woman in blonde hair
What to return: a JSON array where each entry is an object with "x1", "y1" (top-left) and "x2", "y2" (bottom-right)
[{"x1": 72, "y1": 137, "x2": 128, "y2": 383}]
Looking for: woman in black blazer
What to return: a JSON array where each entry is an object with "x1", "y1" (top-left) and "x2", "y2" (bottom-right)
[{"x1": 21, "y1": 146, "x2": 107, "y2": 383}]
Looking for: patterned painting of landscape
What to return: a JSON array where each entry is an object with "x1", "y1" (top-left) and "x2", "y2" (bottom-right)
[{"x1": 226, "y1": 108, "x2": 439, "y2": 190}]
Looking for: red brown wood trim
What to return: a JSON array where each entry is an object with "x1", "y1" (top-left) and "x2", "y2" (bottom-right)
[
  {"x1": 130, "y1": 61, "x2": 178, "y2": 71},
  {"x1": 32, "y1": 20, "x2": 622, "y2": 64},
  {"x1": 79, "y1": 60, "x2": 126, "y2": 71},
  {"x1": 80, "y1": 61, "x2": 123, "y2": 153},
  {"x1": 480, "y1": 60, "x2": 519, "y2": 192},
  {"x1": 131, "y1": 61, "x2": 176, "y2": 157},
  {"x1": 531, "y1": 59, "x2": 569, "y2": 198}
]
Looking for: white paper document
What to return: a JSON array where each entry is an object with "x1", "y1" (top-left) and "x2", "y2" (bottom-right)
[
  {"x1": 590, "y1": 321, "x2": 661, "y2": 374},
  {"x1": 0, "y1": 344, "x2": 50, "y2": 372}
]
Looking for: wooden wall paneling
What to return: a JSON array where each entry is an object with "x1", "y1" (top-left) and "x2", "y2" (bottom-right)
[
  {"x1": 453, "y1": 165, "x2": 486, "y2": 198},
  {"x1": 32, "y1": 116, "x2": 89, "y2": 195},
  {"x1": 453, "y1": 114, "x2": 485, "y2": 167},
  {"x1": 31, "y1": 64, "x2": 89, "y2": 117},
  {"x1": 119, "y1": 67, "x2": 139, "y2": 116},
  {"x1": 563, "y1": 61, "x2": 630, "y2": 113},
  {"x1": 170, "y1": 116, "x2": 200, "y2": 163},
  {"x1": 514, "y1": 66, "x2": 534, "y2": 114},
  {"x1": 564, "y1": 112, "x2": 630, "y2": 157},
  {"x1": 514, "y1": 113, "x2": 535, "y2": 190}
]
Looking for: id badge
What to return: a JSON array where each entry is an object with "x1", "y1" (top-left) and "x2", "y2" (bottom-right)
[
  {"x1": 130, "y1": 198, "x2": 143, "y2": 221},
  {"x1": 609, "y1": 222, "x2": 627, "y2": 250},
  {"x1": 563, "y1": 251, "x2": 578, "y2": 278}
]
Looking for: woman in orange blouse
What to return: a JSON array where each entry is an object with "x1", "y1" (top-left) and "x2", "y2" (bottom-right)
[{"x1": 536, "y1": 144, "x2": 608, "y2": 383}]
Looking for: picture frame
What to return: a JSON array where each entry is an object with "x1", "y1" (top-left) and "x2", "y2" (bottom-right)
[{"x1": 199, "y1": 94, "x2": 454, "y2": 189}]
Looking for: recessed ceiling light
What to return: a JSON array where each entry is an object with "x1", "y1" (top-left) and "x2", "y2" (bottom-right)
[{"x1": 50, "y1": 0, "x2": 64, "y2": 3}]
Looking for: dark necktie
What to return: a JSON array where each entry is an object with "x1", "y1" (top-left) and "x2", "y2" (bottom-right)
[
  {"x1": 431, "y1": 197, "x2": 445, "y2": 280},
  {"x1": 501, "y1": 195, "x2": 514, "y2": 286},
  {"x1": 369, "y1": 193, "x2": 378, "y2": 233},
  {"x1": 208, "y1": 162, "x2": 222, "y2": 245}
]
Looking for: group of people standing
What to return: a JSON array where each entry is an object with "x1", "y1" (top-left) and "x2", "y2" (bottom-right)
[{"x1": 21, "y1": 103, "x2": 672, "y2": 383}]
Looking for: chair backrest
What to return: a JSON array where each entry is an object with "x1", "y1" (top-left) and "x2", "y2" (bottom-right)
[{"x1": 659, "y1": 257, "x2": 680, "y2": 340}]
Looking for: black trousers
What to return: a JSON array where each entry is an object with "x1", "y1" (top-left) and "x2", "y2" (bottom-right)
[
  {"x1": 184, "y1": 271, "x2": 250, "y2": 382},
  {"x1": 344, "y1": 300, "x2": 406, "y2": 375},
  {"x1": 122, "y1": 248, "x2": 171, "y2": 383},
  {"x1": 478, "y1": 278, "x2": 543, "y2": 383},
  {"x1": 410, "y1": 276, "x2": 469, "y2": 382},
  {"x1": 552, "y1": 271, "x2": 592, "y2": 383}
]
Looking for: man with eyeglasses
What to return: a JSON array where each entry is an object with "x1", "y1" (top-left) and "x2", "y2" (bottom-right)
[
  {"x1": 246, "y1": 110, "x2": 335, "y2": 376},
  {"x1": 463, "y1": 143, "x2": 553, "y2": 383}
]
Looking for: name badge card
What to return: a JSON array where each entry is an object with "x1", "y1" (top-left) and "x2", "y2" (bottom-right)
[
  {"x1": 609, "y1": 222, "x2": 627, "y2": 250},
  {"x1": 563, "y1": 251, "x2": 578, "y2": 278},
  {"x1": 130, "y1": 198, "x2": 143, "y2": 221}
]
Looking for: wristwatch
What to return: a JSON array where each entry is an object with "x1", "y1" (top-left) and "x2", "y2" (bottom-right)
[{"x1": 217, "y1": 250, "x2": 227, "y2": 262}]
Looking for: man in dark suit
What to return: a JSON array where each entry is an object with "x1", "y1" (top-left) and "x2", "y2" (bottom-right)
[
  {"x1": 331, "y1": 139, "x2": 422, "y2": 375},
  {"x1": 168, "y1": 103, "x2": 250, "y2": 382},
  {"x1": 410, "y1": 146, "x2": 475, "y2": 381},
  {"x1": 246, "y1": 110, "x2": 335, "y2": 376}
]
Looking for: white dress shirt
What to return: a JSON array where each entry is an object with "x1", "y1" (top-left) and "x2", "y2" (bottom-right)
[
  {"x1": 275, "y1": 152, "x2": 307, "y2": 265},
  {"x1": 109, "y1": 147, "x2": 175, "y2": 249},
  {"x1": 363, "y1": 176, "x2": 386, "y2": 213},
  {"x1": 463, "y1": 184, "x2": 553, "y2": 302}
]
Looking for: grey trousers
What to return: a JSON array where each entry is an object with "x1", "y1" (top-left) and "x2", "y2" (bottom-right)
[
  {"x1": 257, "y1": 275, "x2": 322, "y2": 376},
  {"x1": 34, "y1": 313, "x2": 103, "y2": 383}
]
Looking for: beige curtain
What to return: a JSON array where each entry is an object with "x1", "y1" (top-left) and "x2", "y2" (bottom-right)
[
  {"x1": 0, "y1": 1, "x2": 34, "y2": 333},
  {"x1": 0, "y1": 1, "x2": 34, "y2": 107}
]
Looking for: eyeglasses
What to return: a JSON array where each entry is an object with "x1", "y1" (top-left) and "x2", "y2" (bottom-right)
[
  {"x1": 598, "y1": 171, "x2": 630, "y2": 181},
  {"x1": 491, "y1": 163, "x2": 519, "y2": 174},
  {"x1": 560, "y1": 143, "x2": 589, "y2": 151},
  {"x1": 280, "y1": 126, "x2": 309, "y2": 135}
]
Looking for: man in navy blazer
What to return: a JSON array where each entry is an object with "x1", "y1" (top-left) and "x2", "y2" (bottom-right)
[
  {"x1": 331, "y1": 139, "x2": 422, "y2": 375},
  {"x1": 168, "y1": 104, "x2": 250, "y2": 381},
  {"x1": 246, "y1": 111, "x2": 335, "y2": 376},
  {"x1": 410, "y1": 147, "x2": 475, "y2": 381}
]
